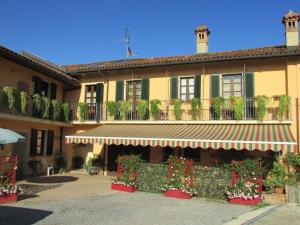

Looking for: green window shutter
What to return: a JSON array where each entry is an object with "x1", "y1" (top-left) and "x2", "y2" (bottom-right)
[
  {"x1": 30, "y1": 129, "x2": 37, "y2": 156},
  {"x1": 141, "y1": 79, "x2": 149, "y2": 100},
  {"x1": 50, "y1": 82, "x2": 57, "y2": 100},
  {"x1": 210, "y1": 75, "x2": 220, "y2": 98},
  {"x1": 245, "y1": 72, "x2": 254, "y2": 98},
  {"x1": 33, "y1": 76, "x2": 41, "y2": 95},
  {"x1": 96, "y1": 83, "x2": 104, "y2": 104},
  {"x1": 46, "y1": 130, "x2": 54, "y2": 156},
  {"x1": 194, "y1": 75, "x2": 201, "y2": 98},
  {"x1": 170, "y1": 76, "x2": 178, "y2": 99},
  {"x1": 115, "y1": 80, "x2": 124, "y2": 102}
]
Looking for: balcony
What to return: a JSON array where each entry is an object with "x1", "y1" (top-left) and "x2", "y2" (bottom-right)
[
  {"x1": 0, "y1": 86, "x2": 71, "y2": 126},
  {"x1": 70, "y1": 96, "x2": 292, "y2": 124}
]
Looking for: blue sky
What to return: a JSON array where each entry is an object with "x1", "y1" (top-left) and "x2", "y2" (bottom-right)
[{"x1": 0, "y1": 0, "x2": 299, "y2": 64}]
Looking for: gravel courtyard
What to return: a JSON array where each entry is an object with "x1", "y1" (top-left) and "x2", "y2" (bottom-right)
[{"x1": 0, "y1": 173, "x2": 253, "y2": 225}]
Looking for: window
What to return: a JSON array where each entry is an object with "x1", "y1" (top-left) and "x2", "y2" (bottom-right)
[
  {"x1": 180, "y1": 77, "x2": 194, "y2": 101},
  {"x1": 222, "y1": 74, "x2": 242, "y2": 98},
  {"x1": 30, "y1": 129, "x2": 54, "y2": 156},
  {"x1": 85, "y1": 85, "x2": 97, "y2": 105},
  {"x1": 127, "y1": 80, "x2": 141, "y2": 102},
  {"x1": 36, "y1": 130, "x2": 45, "y2": 155}
]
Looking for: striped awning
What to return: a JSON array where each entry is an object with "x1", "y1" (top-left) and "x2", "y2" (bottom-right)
[{"x1": 65, "y1": 124, "x2": 297, "y2": 152}]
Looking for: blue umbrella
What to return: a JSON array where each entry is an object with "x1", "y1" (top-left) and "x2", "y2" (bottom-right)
[{"x1": 0, "y1": 128, "x2": 25, "y2": 144}]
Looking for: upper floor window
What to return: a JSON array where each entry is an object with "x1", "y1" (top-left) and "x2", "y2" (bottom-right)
[
  {"x1": 222, "y1": 74, "x2": 242, "y2": 98},
  {"x1": 127, "y1": 80, "x2": 141, "y2": 102},
  {"x1": 180, "y1": 77, "x2": 194, "y2": 101},
  {"x1": 85, "y1": 85, "x2": 97, "y2": 105}
]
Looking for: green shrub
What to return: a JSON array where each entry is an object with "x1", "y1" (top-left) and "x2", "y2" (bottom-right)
[
  {"x1": 118, "y1": 101, "x2": 131, "y2": 120},
  {"x1": 265, "y1": 159, "x2": 286, "y2": 190},
  {"x1": 150, "y1": 99, "x2": 161, "y2": 120},
  {"x1": 107, "y1": 101, "x2": 117, "y2": 118},
  {"x1": 61, "y1": 103, "x2": 70, "y2": 122},
  {"x1": 50, "y1": 99, "x2": 61, "y2": 121},
  {"x1": 137, "y1": 100, "x2": 148, "y2": 119},
  {"x1": 2, "y1": 86, "x2": 17, "y2": 113}
]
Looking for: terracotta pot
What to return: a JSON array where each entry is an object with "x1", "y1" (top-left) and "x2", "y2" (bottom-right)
[{"x1": 274, "y1": 187, "x2": 284, "y2": 194}]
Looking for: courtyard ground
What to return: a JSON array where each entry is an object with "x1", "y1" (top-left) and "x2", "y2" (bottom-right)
[{"x1": 0, "y1": 172, "x2": 299, "y2": 225}]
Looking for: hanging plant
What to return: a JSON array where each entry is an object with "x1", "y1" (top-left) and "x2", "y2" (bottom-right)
[
  {"x1": 191, "y1": 98, "x2": 202, "y2": 120},
  {"x1": 19, "y1": 91, "x2": 28, "y2": 115},
  {"x1": 42, "y1": 97, "x2": 50, "y2": 119},
  {"x1": 78, "y1": 102, "x2": 89, "y2": 122},
  {"x1": 118, "y1": 101, "x2": 131, "y2": 120},
  {"x1": 212, "y1": 97, "x2": 225, "y2": 119},
  {"x1": 50, "y1": 99, "x2": 61, "y2": 121},
  {"x1": 173, "y1": 98, "x2": 182, "y2": 120},
  {"x1": 277, "y1": 95, "x2": 291, "y2": 121},
  {"x1": 150, "y1": 99, "x2": 161, "y2": 120},
  {"x1": 137, "y1": 100, "x2": 148, "y2": 120},
  {"x1": 229, "y1": 96, "x2": 243, "y2": 120},
  {"x1": 61, "y1": 103, "x2": 70, "y2": 122},
  {"x1": 255, "y1": 95, "x2": 269, "y2": 121},
  {"x1": 107, "y1": 101, "x2": 117, "y2": 118},
  {"x1": 32, "y1": 94, "x2": 43, "y2": 118},
  {"x1": 2, "y1": 86, "x2": 17, "y2": 113}
]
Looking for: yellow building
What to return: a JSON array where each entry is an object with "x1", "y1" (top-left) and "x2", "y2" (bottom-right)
[{"x1": 1, "y1": 10, "x2": 300, "y2": 176}]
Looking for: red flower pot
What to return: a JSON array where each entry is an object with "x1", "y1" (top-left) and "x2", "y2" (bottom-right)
[
  {"x1": 228, "y1": 196, "x2": 261, "y2": 205},
  {"x1": 164, "y1": 189, "x2": 192, "y2": 199},
  {"x1": 111, "y1": 183, "x2": 136, "y2": 192},
  {"x1": 0, "y1": 193, "x2": 17, "y2": 204}
]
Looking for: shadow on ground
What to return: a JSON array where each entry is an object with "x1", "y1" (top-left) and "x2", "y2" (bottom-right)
[
  {"x1": 0, "y1": 206, "x2": 52, "y2": 225},
  {"x1": 18, "y1": 184, "x2": 62, "y2": 201},
  {"x1": 26, "y1": 176, "x2": 79, "y2": 184}
]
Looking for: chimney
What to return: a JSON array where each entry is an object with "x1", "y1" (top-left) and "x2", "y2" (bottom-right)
[
  {"x1": 195, "y1": 24, "x2": 210, "y2": 53},
  {"x1": 282, "y1": 10, "x2": 300, "y2": 47}
]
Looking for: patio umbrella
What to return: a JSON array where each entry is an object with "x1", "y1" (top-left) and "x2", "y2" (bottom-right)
[{"x1": 0, "y1": 128, "x2": 25, "y2": 144}]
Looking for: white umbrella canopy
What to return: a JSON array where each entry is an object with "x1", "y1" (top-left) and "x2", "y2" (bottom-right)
[{"x1": 0, "y1": 128, "x2": 25, "y2": 144}]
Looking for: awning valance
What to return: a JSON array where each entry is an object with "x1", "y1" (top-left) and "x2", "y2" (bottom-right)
[{"x1": 65, "y1": 124, "x2": 297, "y2": 152}]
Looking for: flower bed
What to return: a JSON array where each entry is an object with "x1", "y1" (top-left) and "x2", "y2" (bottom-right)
[
  {"x1": 111, "y1": 183, "x2": 136, "y2": 192},
  {"x1": 164, "y1": 189, "x2": 192, "y2": 199},
  {"x1": 0, "y1": 193, "x2": 17, "y2": 204},
  {"x1": 228, "y1": 196, "x2": 261, "y2": 205}
]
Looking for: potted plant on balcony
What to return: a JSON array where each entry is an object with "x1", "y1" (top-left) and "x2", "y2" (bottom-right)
[
  {"x1": 211, "y1": 97, "x2": 225, "y2": 120},
  {"x1": 118, "y1": 101, "x2": 131, "y2": 120},
  {"x1": 111, "y1": 155, "x2": 139, "y2": 192},
  {"x1": 191, "y1": 98, "x2": 202, "y2": 120},
  {"x1": 61, "y1": 103, "x2": 71, "y2": 122},
  {"x1": 150, "y1": 99, "x2": 161, "y2": 120},
  {"x1": 78, "y1": 102, "x2": 89, "y2": 122},
  {"x1": 255, "y1": 95, "x2": 269, "y2": 121},
  {"x1": 2, "y1": 86, "x2": 17, "y2": 114},
  {"x1": 137, "y1": 100, "x2": 148, "y2": 120},
  {"x1": 162, "y1": 156, "x2": 196, "y2": 199},
  {"x1": 107, "y1": 101, "x2": 117, "y2": 120},
  {"x1": 229, "y1": 96, "x2": 243, "y2": 120},
  {"x1": 173, "y1": 99, "x2": 182, "y2": 120},
  {"x1": 19, "y1": 91, "x2": 28, "y2": 115},
  {"x1": 265, "y1": 159, "x2": 286, "y2": 194},
  {"x1": 277, "y1": 95, "x2": 291, "y2": 121}
]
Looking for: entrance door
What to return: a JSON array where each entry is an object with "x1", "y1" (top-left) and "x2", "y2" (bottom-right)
[
  {"x1": 12, "y1": 131, "x2": 29, "y2": 178},
  {"x1": 127, "y1": 80, "x2": 141, "y2": 119}
]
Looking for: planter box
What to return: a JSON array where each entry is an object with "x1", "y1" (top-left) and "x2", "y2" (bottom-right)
[
  {"x1": 228, "y1": 197, "x2": 261, "y2": 205},
  {"x1": 164, "y1": 189, "x2": 192, "y2": 199},
  {"x1": 0, "y1": 193, "x2": 17, "y2": 204},
  {"x1": 111, "y1": 183, "x2": 136, "y2": 192}
]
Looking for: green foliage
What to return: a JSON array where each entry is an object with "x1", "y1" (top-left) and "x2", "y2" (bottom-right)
[
  {"x1": 150, "y1": 99, "x2": 161, "y2": 120},
  {"x1": 173, "y1": 98, "x2": 182, "y2": 120},
  {"x1": 19, "y1": 91, "x2": 28, "y2": 115},
  {"x1": 32, "y1": 94, "x2": 43, "y2": 118},
  {"x1": 231, "y1": 159, "x2": 260, "y2": 179},
  {"x1": 212, "y1": 97, "x2": 225, "y2": 119},
  {"x1": 113, "y1": 155, "x2": 139, "y2": 186},
  {"x1": 42, "y1": 97, "x2": 50, "y2": 119},
  {"x1": 265, "y1": 159, "x2": 286, "y2": 190},
  {"x1": 118, "y1": 100, "x2": 131, "y2": 120},
  {"x1": 137, "y1": 162, "x2": 231, "y2": 200},
  {"x1": 255, "y1": 95, "x2": 269, "y2": 121},
  {"x1": 107, "y1": 101, "x2": 117, "y2": 117},
  {"x1": 191, "y1": 98, "x2": 202, "y2": 120},
  {"x1": 61, "y1": 103, "x2": 70, "y2": 122},
  {"x1": 83, "y1": 159, "x2": 100, "y2": 175},
  {"x1": 137, "y1": 100, "x2": 148, "y2": 119},
  {"x1": 229, "y1": 96, "x2": 243, "y2": 120},
  {"x1": 2, "y1": 86, "x2": 17, "y2": 113},
  {"x1": 50, "y1": 99, "x2": 61, "y2": 121},
  {"x1": 78, "y1": 102, "x2": 89, "y2": 122},
  {"x1": 277, "y1": 95, "x2": 291, "y2": 120}
]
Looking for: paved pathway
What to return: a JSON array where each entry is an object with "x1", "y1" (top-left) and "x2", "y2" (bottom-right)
[{"x1": 0, "y1": 173, "x2": 253, "y2": 225}]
